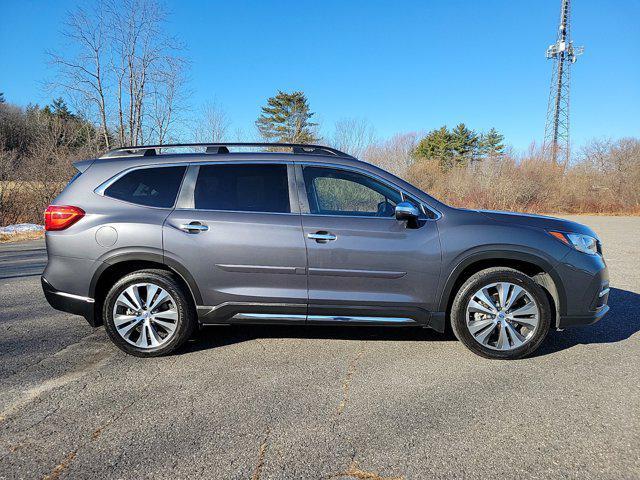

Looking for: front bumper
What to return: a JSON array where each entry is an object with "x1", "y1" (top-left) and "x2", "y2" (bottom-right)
[
  {"x1": 555, "y1": 250, "x2": 610, "y2": 328},
  {"x1": 41, "y1": 276, "x2": 98, "y2": 326},
  {"x1": 558, "y1": 304, "x2": 609, "y2": 328}
]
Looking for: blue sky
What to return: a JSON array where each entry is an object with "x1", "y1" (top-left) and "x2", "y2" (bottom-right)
[{"x1": 1, "y1": 0, "x2": 638, "y2": 151}]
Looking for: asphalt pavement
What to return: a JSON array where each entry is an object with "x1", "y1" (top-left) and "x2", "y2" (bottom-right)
[{"x1": 0, "y1": 216, "x2": 638, "y2": 479}]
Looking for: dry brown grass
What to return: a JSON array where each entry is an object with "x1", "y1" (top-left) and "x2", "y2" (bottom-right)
[
  {"x1": 1, "y1": 179, "x2": 68, "y2": 226},
  {"x1": 0, "y1": 230, "x2": 44, "y2": 243},
  {"x1": 406, "y1": 141, "x2": 640, "y2": 215}
]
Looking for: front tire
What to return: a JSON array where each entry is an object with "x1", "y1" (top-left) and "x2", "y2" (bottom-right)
[
  {"x1": 450, "y1": 267, "x2": 551, "y2": 360},
  {"x1": 103, "y1": 269, "x2": 196, "y2": 357}
]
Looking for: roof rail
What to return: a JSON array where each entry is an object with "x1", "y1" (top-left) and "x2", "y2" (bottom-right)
[{"x1": 99, "y1": 143, "x2": 355, "y2": 159}]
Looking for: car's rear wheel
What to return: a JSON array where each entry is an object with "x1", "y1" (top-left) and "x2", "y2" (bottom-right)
[
  {"x1": 103, "y1": 269, "x2": 196, "y2": 357},
  {"x1": 450, "y1": 267, "x2": 551, "y2": 359}
]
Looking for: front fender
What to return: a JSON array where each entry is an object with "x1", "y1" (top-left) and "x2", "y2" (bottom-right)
[{"x1": 437, "y1": 246, "x2": 567, "y2": 316}]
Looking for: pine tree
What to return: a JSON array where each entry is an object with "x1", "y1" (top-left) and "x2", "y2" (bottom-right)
[
  {"x1": 479, "y1": 127, "x2": 505, "y2": 157},
  {"x1": 414, "y1": 126, "x2": 454, "y2": 168},
  {"x1": 256, "y1": 90, "x2": 318, "y2": 143},
  {"x1": 450, "y1": 123, "x2": 479, "y2": 163},
  {"x1": 51, "y1": 98, "x2": 73, "y2": 120}
]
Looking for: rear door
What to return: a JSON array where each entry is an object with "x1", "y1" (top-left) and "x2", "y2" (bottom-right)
[
  {"x1": 163, "y1": 162, "x2": 308, "y2": 323},
  {"x1": 296, "y1": 164, "x2": 441, "y2": 324}
]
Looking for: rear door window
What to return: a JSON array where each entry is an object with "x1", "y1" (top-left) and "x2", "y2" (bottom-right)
[
  {"x1": 194, "y1": 164, "x2": 290, "y2": 213},
  {"x1": 104, "y1": 166, "x2": 186, "y2": 208}
]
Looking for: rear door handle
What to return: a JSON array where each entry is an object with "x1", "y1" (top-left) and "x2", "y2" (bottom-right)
[
  {"x1": 307, "y1": 231, "x2": 337, "y2": 242},
  {"x1": 179, "y1": 222, "x2": 209, "y2": 233}
]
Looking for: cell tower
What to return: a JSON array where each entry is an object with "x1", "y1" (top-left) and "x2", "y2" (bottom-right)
[{"x1": 543, "y1": 0, "x2": 584, "y2": 165}]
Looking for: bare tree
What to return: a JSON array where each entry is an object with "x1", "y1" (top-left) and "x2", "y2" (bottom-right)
[
  {"x1": 48, "y1": 5, "x2": 111, "y2": 148},
  {"x1": 234, "y1": 127, "x2": 248, "y2": 142},
  {"x1": 106, "y1": 0, "x2": 181, "y2": 145},
  {"x1": 331, "y1": 117, "x2": 376, "y2": 158},
  {"x1": 193, "y1": 101, "x2": 231, "y2": 143},
  {"x1": 364, "y1": 132, "x2": 419, "y2": 178},
  {"x1": 150, "y1": 56, "x2": 189, "y2": 145},
  {"x1": 49, "y1": 0, "x2": 188, "y2": 148}
]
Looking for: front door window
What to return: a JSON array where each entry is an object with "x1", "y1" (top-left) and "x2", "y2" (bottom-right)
[{"x1": 302, "y1": 166, "x2": 402, "y2": 217}]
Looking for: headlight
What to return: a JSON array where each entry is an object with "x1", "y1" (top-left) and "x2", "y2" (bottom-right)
[{"x1": 548, "y1": 231, "x2": 599, "y2": 255}]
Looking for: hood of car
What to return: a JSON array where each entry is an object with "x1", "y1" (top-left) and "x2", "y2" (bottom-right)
[{"x1": 472, "y1": 209, "x2": 598, "y2": 238}]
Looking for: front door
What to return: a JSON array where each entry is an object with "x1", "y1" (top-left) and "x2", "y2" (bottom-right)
[
  {"x1": 163, "y1": 162, "x2": 308, "y2": 323},
  {"x1": 297, "y1": 164, "x2": 441, "y2": 325}
]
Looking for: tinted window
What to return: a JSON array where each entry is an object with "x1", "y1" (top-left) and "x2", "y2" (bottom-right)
[
  {"x1": 303, "y1": 166, "x2": 402, "y2": 217},
  {"x1": 104, "y1": 166, "x2": 186, "y2": 208},
  {"x1": 194, "y1": 164, "x2": 290, "y2": 213}
]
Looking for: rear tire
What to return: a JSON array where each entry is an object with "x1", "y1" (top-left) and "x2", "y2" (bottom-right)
[
  {"x1": 103, "y1": 269, "x2": 196, "y2": 357},
  {"x1": 450, "y1": 267, "x2": 551, "y2": 360}
]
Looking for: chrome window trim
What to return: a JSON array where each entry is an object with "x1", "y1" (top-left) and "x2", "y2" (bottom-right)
[
  {"x1": 93, "y1": 163, "x2": 188, "y2": 210},
  {"x1": 297, "y1": 162, "x2": 442, "y2": 220},
  {"x1": 173, "y1": 208, "x2": 299, "y2": 216}
]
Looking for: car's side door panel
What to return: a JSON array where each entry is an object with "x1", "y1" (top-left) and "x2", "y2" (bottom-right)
[
  {"x1": 302, "y1": 215, "x2": 440, "y2": 323},
  {"x1": 163, "y1": 163, "x2": 308, "y2": 323},
  {"x1": 296, "y1": 164, "x2": 442, "y2": 324}
]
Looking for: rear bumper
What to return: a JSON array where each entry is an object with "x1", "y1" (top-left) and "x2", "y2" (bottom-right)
[{"x1": 41, "y1": 276, "x2": 99, "y2": 327}]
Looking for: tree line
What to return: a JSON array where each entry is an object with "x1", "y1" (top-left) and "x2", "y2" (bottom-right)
[{"x1": 1, "y1": 82, "x2": 507, "y2": 173}]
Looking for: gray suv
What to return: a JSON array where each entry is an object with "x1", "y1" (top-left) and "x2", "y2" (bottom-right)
[{"x1": 41, "y1": 143, "x2": 609, "y2": 359}]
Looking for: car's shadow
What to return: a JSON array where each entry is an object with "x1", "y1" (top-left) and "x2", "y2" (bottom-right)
[
  {"x1": 183, "y1": 322, "x2": 454, "y2": 354},
  {"x1": 532, "y1": 287, "x2": 640, "y2": 357},
  {"x1": 182, "y1": 287, "x2": 640, "y2": 357}
]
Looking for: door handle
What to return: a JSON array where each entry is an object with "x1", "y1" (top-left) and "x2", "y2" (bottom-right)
[
  {"x1": 307, "y1": 231, "x2": 336, "y2": 242},
  {"x1": 178, "y1": 222, "x2": 209, "y2": 233}
]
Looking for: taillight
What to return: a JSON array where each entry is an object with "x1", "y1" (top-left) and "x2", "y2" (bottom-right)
[{"x1": 44, "y1": 205, "x2": 85, "y2": 231}]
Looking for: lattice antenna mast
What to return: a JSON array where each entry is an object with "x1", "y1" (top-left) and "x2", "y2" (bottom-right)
[{"x1": 543, "y1": 0, "x2": 584, "y2": 165}]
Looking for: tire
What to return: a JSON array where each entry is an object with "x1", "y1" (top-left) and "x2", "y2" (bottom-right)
[
  {"x1": 103, "y1": 269, "x2": 196, "y2": 357},
  {"x1": 450, "y1": 267, "x2": 551, "y2": 360}
]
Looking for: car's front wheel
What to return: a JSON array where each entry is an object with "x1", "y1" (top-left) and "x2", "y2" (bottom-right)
[
  {"x1": 103, "y1": 269, "x2": 196, "y2": 357},
  {"x1": 450, "y1": 267, "x2": 552, "y2": 359}
]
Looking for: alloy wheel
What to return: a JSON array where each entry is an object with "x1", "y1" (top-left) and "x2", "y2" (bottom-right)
[
  {"x1": 112, "y1": 282, "x2": 179, "y2": 349},
  {"x1": 465, "y1": 282, "x2": 540, "y2": 351}
]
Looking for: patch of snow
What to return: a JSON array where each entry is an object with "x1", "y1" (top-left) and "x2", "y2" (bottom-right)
[{"x1": 0, "y1": 223, "x2": 45, "y2": 235}]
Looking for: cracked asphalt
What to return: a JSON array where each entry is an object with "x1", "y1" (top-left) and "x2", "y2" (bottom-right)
[{"x1": 0, "y1": 216, "x2": 639, "y2": 479}]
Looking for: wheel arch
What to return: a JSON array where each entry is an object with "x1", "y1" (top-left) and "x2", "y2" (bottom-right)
[
  {"x1": 439, "y1": 250, "x2": 565, "y2": 327},
  {"x1": 90, "y1": 252, "x2": 202, "y2": 326}
]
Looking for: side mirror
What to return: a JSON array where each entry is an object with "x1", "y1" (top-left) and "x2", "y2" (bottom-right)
[{"x1": 395, "y1": 201, "x2": 420, "y2": 228}]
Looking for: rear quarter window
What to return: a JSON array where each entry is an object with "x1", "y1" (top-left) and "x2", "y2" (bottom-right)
[{"x1": 104, "y1": 166, "x2": 186, "y2": 208}]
